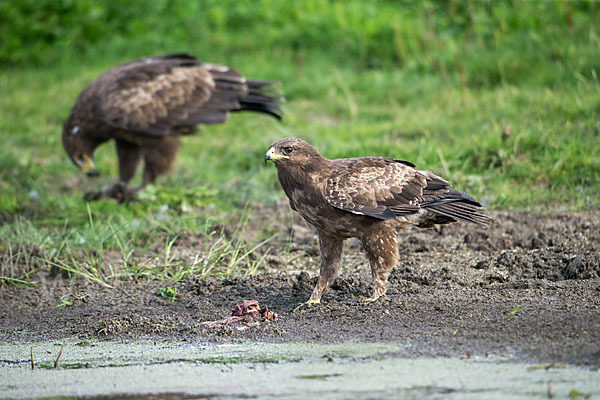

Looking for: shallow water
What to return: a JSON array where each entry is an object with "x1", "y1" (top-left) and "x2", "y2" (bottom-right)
[{"x1": 0, "y1": 339, "x2": 598, "y2": 399}]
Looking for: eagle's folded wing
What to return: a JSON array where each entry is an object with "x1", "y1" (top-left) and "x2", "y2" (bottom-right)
[
  {"x1": 97, "y1": 54, "x2": 249, "y2": 136},
  {"x1": 325, "y1": 158, "x2": 428, "y2": 220}
]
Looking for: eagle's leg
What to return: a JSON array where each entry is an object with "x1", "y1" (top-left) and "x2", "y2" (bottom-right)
[
  {"x1": 361, "y1": 229, "x2": 398, "y2": 302},
  {"x1": 141, "y1": 137, "x2": 180, "y2": 187},
  {"x1": 108, "y1": 140, "x2": 143, "y2": 202},
  {"x1": 116, "y1": 139, "x2": 142, "y2": 184},
  {"x1": 84, "y1": 140, "x2": 142, "y2": 202},
  {"x1": 307, "y1": 233, "x2": 344, "y2": 304}
]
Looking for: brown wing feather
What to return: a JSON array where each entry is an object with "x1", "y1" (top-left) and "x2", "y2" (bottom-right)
[
  {"x1": 411, "y1": 170, "x2": 492, "y2": 226},
  {"x1": 325, "y1": 158, "x2": 426, "y2": 220},
  {"x1": 95, "y1": 55, "x2": 249, "y2": 136}
]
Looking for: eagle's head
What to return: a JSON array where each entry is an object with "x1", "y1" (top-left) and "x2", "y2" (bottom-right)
[
  {"x1": 265, "y1": 138, "x2": 323, "y2": 168},
  {"x1": 62, "y1": 116, "x2": 100, "y2": 177}
]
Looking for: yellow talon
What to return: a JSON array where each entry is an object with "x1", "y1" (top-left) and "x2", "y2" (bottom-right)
[
  {"x1": 363, "y1": 294, "x2": 384, "y2": 302},
  {"x1": 292, "y1": 299, "x2": 320, "y2": 312}
]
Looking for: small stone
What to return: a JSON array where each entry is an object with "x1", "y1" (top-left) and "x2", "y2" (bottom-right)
[
  {"x1": 530, "y1": 238, "x2": 544, "y2": 249},
  {"x1": 473, "y1": 260, "x2": 487, "y2": 270},
  {"x1": 569, "y1": 256, "x2": 582, "y2": 268},
  {"x1": 566, "y1": 256, "x2": 582, "y2": 276},
  {"x1": 537, "y1": 232, "x2": 546, "y2": 240}
]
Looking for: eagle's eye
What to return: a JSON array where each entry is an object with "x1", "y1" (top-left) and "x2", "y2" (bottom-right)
[{"x1": 283, "y1": 146, "x2": 294, "y2": 155}]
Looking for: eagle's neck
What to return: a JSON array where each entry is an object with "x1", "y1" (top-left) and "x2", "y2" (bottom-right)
[
  {"x1": 276, "y1": 156, "x2": 330, "y2": 202},
  {"x1": 278, "y1": 156, "x2": 329, "y2": 183}
]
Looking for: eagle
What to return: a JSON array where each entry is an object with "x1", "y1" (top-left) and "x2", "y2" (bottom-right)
[
  {"x1": 62, "y1": 52, "x2": 282, "y2": 201},
  {"x1": 265, "y1": 138, "x2": 491, "y2": 306}
]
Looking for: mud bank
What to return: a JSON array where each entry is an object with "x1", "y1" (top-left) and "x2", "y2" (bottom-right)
[{"x1": 1, "y1": 210, "x2": 599, "y2": 366}]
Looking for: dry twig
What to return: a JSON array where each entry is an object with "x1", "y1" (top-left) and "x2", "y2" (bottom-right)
[{"x1": 54, "y1": 344, "x2": 64, "y2": 368}]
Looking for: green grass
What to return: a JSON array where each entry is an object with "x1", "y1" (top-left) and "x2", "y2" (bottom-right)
[
  {"x1": 155, "y1": 287, "x2": 177, "y2": 303},
  {"x1": 1, "y1": 1, "x2": 599, "y2": 285}
]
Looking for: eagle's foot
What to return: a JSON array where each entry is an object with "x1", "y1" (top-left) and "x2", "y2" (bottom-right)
[
  {"x1": 83, "y1": 190, "x2": 104, "y2": 202},
  {"x1": 292, "y1": 299, "x2": 320, "y2": 313},
  {"x1": 363, "y1": 287, "x2": 386, "y2": 302},
  {"x1": 363, "y1": 280, "x2": 387, "y2": 302},
  {"x1": 362, "y1": 294, "x2": 385, "y2": 302},
  {"x1": 83, "y1": 182, "x2": 138, "y2": 203}
]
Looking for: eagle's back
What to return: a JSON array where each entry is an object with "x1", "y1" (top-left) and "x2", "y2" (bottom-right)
[{"x1": 68, "y1": 53, "x2": 281, "y2": 137}]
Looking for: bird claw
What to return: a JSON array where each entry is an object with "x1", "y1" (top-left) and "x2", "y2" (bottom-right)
[
  {"x1": 83, "y1": 190, "x2": 104, "y2": 202},
  {"x1": 292, "y1": 299, "x2": 320, "y2": 313},
  {"x1": 83, "y1": 182, "x2": 138, "y2": 203},
  {"x1": 363, "y1": 294, "x2": 385, "y2": 302}
]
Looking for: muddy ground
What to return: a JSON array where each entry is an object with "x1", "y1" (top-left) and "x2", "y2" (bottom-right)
[{"x1": 1, "y1": 205, "x2": 599, "y2": 366}]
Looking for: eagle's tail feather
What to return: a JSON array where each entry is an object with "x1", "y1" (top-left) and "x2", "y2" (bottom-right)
[
  {"x1": 234, "y1": 79, "x2": 283, "y2": 120},
  {"x1": 421, "y1": 189, "x2": 492, "y2": 226},
  {"x1": 427, "y1": 201, "x2": 492, "y2": 226}
]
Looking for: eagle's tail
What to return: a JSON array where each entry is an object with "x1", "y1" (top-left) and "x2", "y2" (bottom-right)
[
  {"x1": 420, "y1": 189, "x2": 492, "y2": 227},
  {"x1": 235, "y1": 80, "x2": 284, "y2": 120}
]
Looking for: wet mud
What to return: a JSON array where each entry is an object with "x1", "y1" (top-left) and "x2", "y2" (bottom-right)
[{"x1": 1, "y1": 207, "x2": 599, "y2": 366}]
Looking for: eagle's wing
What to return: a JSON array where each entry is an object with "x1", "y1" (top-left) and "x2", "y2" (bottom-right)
[
  {"x1": 325, "y1": 158, "x2": 428, "y2": 220},
  {"x1": 96, "y1": 53, "x2": 249, "y2": 136},
  {"x1": 325, "y1": 157, "x2": 491, "y2": 225}
]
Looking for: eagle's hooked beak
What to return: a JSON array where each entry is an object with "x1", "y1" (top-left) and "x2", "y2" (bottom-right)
[
  {"x1": 79, "y1": 154, "x2": 100, "y2": 177},
  {"x1": 264, "y1": 147, "x2": 289, "y2": 164}
]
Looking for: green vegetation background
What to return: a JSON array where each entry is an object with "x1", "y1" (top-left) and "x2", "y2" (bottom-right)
[{"x1": 1, "y1": 0, "x2": 598, "y2": 283}]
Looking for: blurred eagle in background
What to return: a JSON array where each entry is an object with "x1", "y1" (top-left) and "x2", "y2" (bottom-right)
[
  {"x1": 265, "y1": 138, "x2": 491, "y2": 306},
  {"x1": 62, "y1": 52, "x2": 282, "y2": 201}
]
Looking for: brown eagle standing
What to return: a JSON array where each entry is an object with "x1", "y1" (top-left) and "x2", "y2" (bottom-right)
[
  {"x1": 63, "y1": 53, "x2": 282, "y2": 200},
  {"x1": 265, "y1": 138, "x2": 491, "y2": 306}
]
